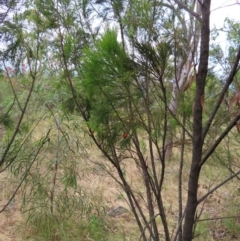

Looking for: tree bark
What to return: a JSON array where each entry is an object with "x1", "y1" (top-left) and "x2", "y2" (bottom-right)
[
  {"x1": 165, "y1": 0, "x2": 201, "y2": 160},
  {"x1": 182, "y1": 1, "x2": 211, "y2": 240}
]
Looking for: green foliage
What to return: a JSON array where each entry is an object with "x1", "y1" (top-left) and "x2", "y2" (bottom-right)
[
  {"x1": 61, "y1": 168, "x2": 77, "y2": 189},
  {"x1": 88, "y1": 215, "x2": 108, "y2": 241},
  {"x1": 124, "y1": 0, "x2": 152, "y2": 35},
  {"x1": 133, "y1": 40, "x2": 172, "y2": 75},
  {"x1": 223, "y1": 218, "x2": 240, "y2": 237},
  {"x1": 28, "y1": 0, "x2": 58, "y2": 31},
  {"x1": 24, "y1": 211, "x2": 111, "y2": 241},
  {"x1": 2, "y1": 1, "x2": 240, "y2": 241},
  {"x1": 194, "y1": 219, "x2": 210, "y2": 240},
  {"x1": 82, "y1": 30, "x2": 132, "y2": 90},
  {"x1": 80, "y1": 30, "x2": 138, "y2": 147},
  {"x1": 0, "y1": 20, "x2": 24, "y2": 66},
  {"x1": 224, "y1": 18, "x2": 240, "y2": 48},
  {"x1": 63, "y1": 34, "x2": 74, "y2": 61},
  {"x1": 61, "y1": 97, "x2": 76, "y2": 114},
  {"x1": 1, "y1": 114, "x2": 13, "y2": 129}
]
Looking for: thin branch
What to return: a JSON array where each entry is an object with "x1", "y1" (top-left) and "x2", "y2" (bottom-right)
[
  {"x1": 3, "y1": 62, "x2": 23, "y2": 112},
  {"x1": 197, "y1": 168, "x2": 240, "y2": 204},
  {"x1": 226, "y1": 165, "x2": 240, "y2": 181},
  {"x1": 0, "y1": 44, "x2": 39, "y2": 167},
  {"x1": 0, "y1": 117, "x2": 46, "y2": 173},
  {"x1": 172, "y1": 208, "x2": 187, "y2": 241},
  {"x1": 0, "y1": 31, "x2": 42, "y2": 168},
  {"x1": 197, "y1": 215, "x2": 240, "y2": 222},
  {"x1": 0, "y1": 0, "x2": 15, "y2": 25},
  {"x1": 139, "y1": 213, "x2": 160, "y2": 241},
  {"x1": 0, "y1": 99, "x2": 15, "y2": 123},
  {"x1": 201, "y1": 111, "x2": 240, "y2": 166},
  {"x1": 0, "y1": 130, "x2": 50, "y2": 213},
  {"x1": 203, "y1": 46, "x2": 240, "y2": 139},
  {"x1": 211, "y1": 3, "x2": 240, "y2": 14},
  {"x1": 172, "y1": 0, "x2": 202, "y2": 22},
  {"x1": 176, "y1": 112, "x2": 186, "y2": 241}
]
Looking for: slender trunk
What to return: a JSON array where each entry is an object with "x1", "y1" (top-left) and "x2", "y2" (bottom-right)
[
  {"x1": 157, "y1": 194, "x2": 171, "y2": 241},
  {"x1": 165, "y1": 1, "x2": 201, "y2": 159},
  {"x1": 133, "y1": 136, "x2": 160, "y2": 240},
  {"x1": 50, "y1": 110, "x2": 61, "y2": 214},
  {"x1": 182, "y1": 1, "x2": 211, "y2": 240},
  {"x1": 177, "y1": 114, "x2": 186, "y2": 241}
]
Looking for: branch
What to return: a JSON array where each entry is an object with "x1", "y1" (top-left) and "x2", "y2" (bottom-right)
[
  {"x1": 3, "y1": 62, "x2": 23, "y2": 112},
  {"x1": 0, "y1": 130, "x2": 50, "y2": 213},
  {"x1": 172, "y1": 208, "x2": 187, "y2": 241},
  {"x1": 0, "y1": 32, "x2": 40, "y2": 168},
  {"x1": 200, "y1": 111, "x2": 240, "y2": 166},
  {"x1": 211, "y1": 3, "x2": 240, "y2": 14},
  {"x1": 0, "y1": 0, "x2": 14, "y2": 25},
  {"x1": 160, "y1": 3, "x2": 188, "y2": 36},
  {"x1": 0, "y1": 117, "x2": 45, "y2": 173},
  {"x1": 197, "y1": 168, "x2": 240, "y2": 204},
  {"x1": 197, "y1": 215, "x2": 240, "y2": 222},
  {"x1": 172, "y1": 0, "x2": 202, "y2": 22},
  {"x1": 139, "y1": 213, "x2": 160, "y2": 241},
  {"x1": 203, "y1": 46, "x2": 240, "y2": 139},
  {"x1": 0, "y1": 99, "x2": 15, "y2": 123}
]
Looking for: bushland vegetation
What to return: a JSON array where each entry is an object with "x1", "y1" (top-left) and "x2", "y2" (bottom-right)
[{"x1": 0, "y1": 0, "x2": 240, "y2": 240}]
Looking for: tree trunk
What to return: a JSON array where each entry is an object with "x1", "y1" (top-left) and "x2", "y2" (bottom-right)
[
  {"x1": 182, "y1": 1, "x2": 211, "y2": 240},
  {"x1": 165, "y1": 0, "x2": 201, "y2": 160}
]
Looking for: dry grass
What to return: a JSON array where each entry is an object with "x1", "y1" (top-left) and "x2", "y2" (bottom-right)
[
  {"x1": 0, "y1": 171, "x2": 23, "y2": 241},
  {"x1": 1, "y1": 118, "x2": 240, "y2": 241}
]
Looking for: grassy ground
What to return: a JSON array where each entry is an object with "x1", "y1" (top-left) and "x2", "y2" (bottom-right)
[{"x1": 0, "y1": 119, "x2": 240, "y2": 241}]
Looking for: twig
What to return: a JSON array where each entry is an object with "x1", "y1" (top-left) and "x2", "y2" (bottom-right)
[
  {"x1": 0, "y1": 130, "x2": 50, "y2": 213},
  {"x1": 197, "y1": 215, "x2": 240, "y2": 222},
  {"x1": 198, "y1": 169, "x2": 240, "y2": 204},
  {"x1": 172, "y1": 0, "x2": 202, "y2": 22},
  {"x1": 138, "y1": 213, "x2": 161, "y2": 241},
  {"x1": 0, "y1": 99, "x2": 15, "y2": 123}
]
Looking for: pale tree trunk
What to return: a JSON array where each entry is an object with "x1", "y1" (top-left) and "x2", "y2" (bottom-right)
[{"x1": 165, "y1": 0, "x2": 201, "y2": 159}]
